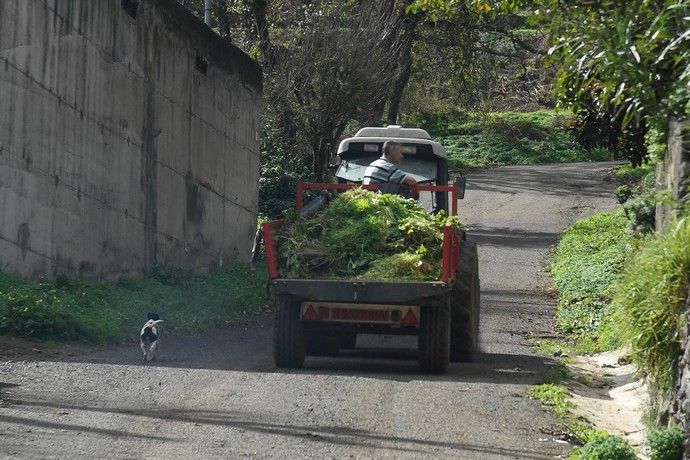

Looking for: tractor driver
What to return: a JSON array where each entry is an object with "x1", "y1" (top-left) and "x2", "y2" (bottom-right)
[{"x1": 362, "y1": 140, "x2": 417, "y2": 196}]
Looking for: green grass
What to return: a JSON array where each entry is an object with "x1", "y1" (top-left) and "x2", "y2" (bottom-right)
[
  {"x1": 530, "y1": 384, "x2": 575, "y2": 419},
  {"x1": 408, "y1": 110, "x2": 613, "y2": 170},
  {"x1": 549, "y1": 210, "x2": 632, "y2": 352},
  {"x1": 0, "y1": 262, "x2": 270, "y2": 344},
  {"x1": 611, "y1": 215, "x2": 690, "y2": 392}
]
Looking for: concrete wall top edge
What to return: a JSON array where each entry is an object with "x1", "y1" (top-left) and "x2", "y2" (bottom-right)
[{"x1": 150, "y1": 0, "x2": 263, "y2": 92}]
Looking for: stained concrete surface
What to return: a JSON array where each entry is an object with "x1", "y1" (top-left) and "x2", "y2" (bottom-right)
[{"x1": 0, "y1": 0, "x2": 262, "y2": 280}]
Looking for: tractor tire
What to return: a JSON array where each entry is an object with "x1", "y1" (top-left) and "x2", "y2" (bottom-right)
[
  {"x1": 273, "y1": 295, "x2": 306, "y2": 368},
  {"x1": 450, "y1": 239, "x2": 481, "y2": 362},
  {"x1": 306, "y1": 332, "x2": 340, "y2": 356},
  {"x1": 418, "y1": 299, "x2": 451, "y2": 374}
]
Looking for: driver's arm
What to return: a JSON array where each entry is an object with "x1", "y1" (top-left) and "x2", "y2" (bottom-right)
[{"x1": 403, "y1": 175, "x2": 417, "y2": 186}]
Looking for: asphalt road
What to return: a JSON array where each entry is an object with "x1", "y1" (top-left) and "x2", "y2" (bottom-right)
[{"x1": 0, "y1": 162, "x2": 622, "y2": 459}]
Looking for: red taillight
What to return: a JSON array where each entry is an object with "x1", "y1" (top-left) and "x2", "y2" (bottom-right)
[
  {"x1": 303, "y1": 305, "x2": 318, "y2": 321},
  {"x1": 401, "y1": 308, "x2": 418, "y2": 327}
]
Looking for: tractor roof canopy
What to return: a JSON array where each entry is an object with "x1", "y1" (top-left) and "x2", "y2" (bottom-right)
[
  {"x1": 336, "y1": 126, "x2": 447, "y2": 184},
  {"x1": 337, "y1": 125, "x2": 447, "y2": 159}
]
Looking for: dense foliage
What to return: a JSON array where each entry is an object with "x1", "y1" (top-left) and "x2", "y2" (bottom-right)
[
  {"x1": 410, "y1": 0, "x2": 689, "y2": 165},
  {"x1": 276, "y1": 189, "x2": 459, "y2": 280},
  {"x1": 0, "y1": 263, "x2": 270, "y2": 343},
  {"x1": 181, "y1": 0, "x2": 553, "y2": 191}
]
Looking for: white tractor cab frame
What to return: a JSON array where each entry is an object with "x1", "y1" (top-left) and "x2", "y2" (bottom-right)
[{"x1": 335, "y1": 125, "x2": 465, "y2": 214}]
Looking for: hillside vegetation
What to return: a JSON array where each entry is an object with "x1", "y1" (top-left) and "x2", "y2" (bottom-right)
[
  {"x1": 408, "y1": 110, "x2": 612, "y2": 171},
  {"x1": 0, "y1": 263, "x2": 270, "y2": 344},
  {"x1": 551, "y1": 174, "x2": 690, "y2": 394}
]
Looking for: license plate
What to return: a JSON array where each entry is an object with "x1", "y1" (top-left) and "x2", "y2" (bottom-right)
[{"x1": 331, "y1": 308, "x2": 389, "y2": 322}]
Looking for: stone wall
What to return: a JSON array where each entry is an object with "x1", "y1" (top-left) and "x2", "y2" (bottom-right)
[
  {"x1": 676, "y1": 286, "x2": 690, "y2": 458},
  {"x1": 0, "y1": 0, "x2": 262, "y2": 279}
]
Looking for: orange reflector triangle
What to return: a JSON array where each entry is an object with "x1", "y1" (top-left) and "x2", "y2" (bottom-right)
[
  {"x1": 401, "y1": 308, "x2": 418, "y2": 327},
  {"x1": 302, "y1": 305, "x2": 318, "y2": 321}
]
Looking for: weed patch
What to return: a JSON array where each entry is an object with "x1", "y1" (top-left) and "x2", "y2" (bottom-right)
[
  {"x1": 614, "y1": 162, "x2": 656, "y2": 188},
  {"x1": 0, "y1": 262, "x2": 270, "y2": 344},
  {"x1": 530, "y1": 384, "x2": 575, "y2": 419}
]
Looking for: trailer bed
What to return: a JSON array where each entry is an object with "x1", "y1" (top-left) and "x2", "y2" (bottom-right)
[{"x1": 271, "y1": 278, "x2": 451, "y2": 305}]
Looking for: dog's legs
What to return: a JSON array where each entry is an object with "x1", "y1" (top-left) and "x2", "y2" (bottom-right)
[
  {"x1": 140, "y1": 340, "x2": 148, "y2": 362},
  {"x1": 149, "y1": 339, "x2": 158, "y2": 362}
]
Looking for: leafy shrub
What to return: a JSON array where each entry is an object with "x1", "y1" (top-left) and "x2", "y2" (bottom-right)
[
  {"x1": 550, "y1": 210, "x2": 630, "y2": 345},
  {"x1": 623, "y1": 191, "x2": 657, "y2": 235},
  {"x1": 648, "y1": 426, "x2": 683, "y2": 460},
  {"x1": 614, "y1": 163, "x2": 660, "y2": 235},
  {"x1": 612, "y1": 216, "x2": 690, "y2": 391},
  {"x1": 569, "y1": 434, "x2": 637, "y2": 460}
]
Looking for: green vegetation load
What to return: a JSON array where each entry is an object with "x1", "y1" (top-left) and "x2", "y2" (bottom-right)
[{"x1": 276, "y1": 189, "x2": 460, "y2": 280}]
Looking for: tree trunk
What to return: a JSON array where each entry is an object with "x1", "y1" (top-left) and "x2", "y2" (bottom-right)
[
  {"x1": 245, "y1": 0, "x2": 274, "y2": 71},
  {"x1": 213, "y1": 1, "x2": 232, "y2": 40},
  {"x1": 387, "y1": 13, "x2": 420, "y2": 124}
]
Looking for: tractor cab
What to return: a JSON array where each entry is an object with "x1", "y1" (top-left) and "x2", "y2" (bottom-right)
[{"x1": 335, "y1": 125, "x2": 457, "y2": 213}]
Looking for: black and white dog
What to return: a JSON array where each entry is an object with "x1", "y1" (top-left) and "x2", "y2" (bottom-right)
[{"x1": 140, "y1": 312, "x2": 163, "y2": 363}]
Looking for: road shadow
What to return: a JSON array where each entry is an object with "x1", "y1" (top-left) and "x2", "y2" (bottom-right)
[
  {"x1": 1, "y1": 398, "x2": 558, "y2": 459},
  {"x1": 0, "y1": 286, "x2": 562, "y2": 385},
  {"x1": 469, "y1": 226, "x2": 560, "y2": 249},
  {"x1": 465, "y1": 161, "x2": 623, "y2": 199}
]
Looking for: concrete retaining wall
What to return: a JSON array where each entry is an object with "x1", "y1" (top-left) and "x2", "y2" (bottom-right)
[{"x1": 0, "y1": 0, "x2": 262, "y2": 279}]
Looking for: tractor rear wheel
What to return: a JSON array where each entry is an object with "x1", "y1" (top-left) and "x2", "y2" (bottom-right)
[
  {"x1": 273, "y1": 295, "x2": 306, "y2": 368},
  {"x1": 418, "y1": 299, "x2": 451, "y2": 374},
  {"x1": 450, "y1": 239, "x2": 480, "y2": 362}
]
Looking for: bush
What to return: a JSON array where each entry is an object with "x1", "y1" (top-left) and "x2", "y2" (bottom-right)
[
  {"x1": 550, "y1": 210, "x2": 631, "y2": 346},
  {"x1": 648, "y1": 426, "x2": 683, "y2": 460},
  {"x1": 612, "y1": 216, "x2": 690, "y2": 391},
  {"x1": 569, "y1": 434, "x2": 637, "y2": 460},
  {"x1": 259, "y1": 146, "x2": 314, "y2": 218}
]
